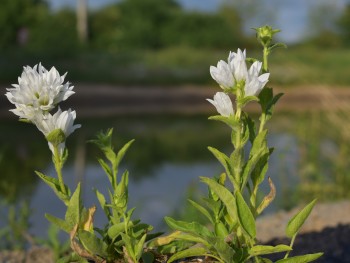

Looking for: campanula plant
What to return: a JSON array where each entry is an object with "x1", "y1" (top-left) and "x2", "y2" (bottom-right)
[
  {"x1": 155, "y1": 26, "x2": 323, "y2": 263},
  {"x1": 5, "y1": 64, "x2": 158, "y2": 263}
]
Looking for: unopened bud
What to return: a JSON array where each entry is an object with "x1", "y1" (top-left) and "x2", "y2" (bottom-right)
[{"x1": 254, "y1": 25, "x2": 280, "y2": 46}]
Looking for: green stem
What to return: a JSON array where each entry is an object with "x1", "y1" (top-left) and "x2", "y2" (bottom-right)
[
  {"x1": 259, "y1": 113, "x2": 266, "y2": 134},
  {"x1": 263, "y1": 46, "x2": 269, "y2": 73},
  {"x1": 53, "y1": 146, "x2": 67, "y2": 196},
  {"x1": 284, "y1": 234, "x2": 297, "y2": 259}
]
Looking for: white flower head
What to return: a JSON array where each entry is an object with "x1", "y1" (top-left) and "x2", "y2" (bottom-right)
[
  {"x1": 34, "y1": 108, "x2": 81, "y2": 156},
  {"x1": 245, "y1": 61, "x2": 270, "y2": 96},
  {"x1": 228, "y1": 48, "x2": 248, "y2": 82},
  {"x1": 207, "y1": 92, "x2": 234, "y2": 117},
  {"x1": 210, "y1": 60, "x2": 235, "y2": 89},
  {"x1": 5, "y1": 63, "x2": 74, "y2": 120}
]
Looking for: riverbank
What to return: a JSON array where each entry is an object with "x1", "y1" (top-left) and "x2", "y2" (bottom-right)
[{"x1": 1, "y1": 85, "x2": 350, "y2": 119}]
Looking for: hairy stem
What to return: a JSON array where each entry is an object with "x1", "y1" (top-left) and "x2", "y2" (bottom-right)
[{"x1": 53, "y1": 146, "x2": 67, "y2": 196}]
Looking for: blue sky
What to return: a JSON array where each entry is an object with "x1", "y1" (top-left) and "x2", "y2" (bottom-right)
[{"x1": 48, "y1": 0, "x2": 347, "y2": 43}]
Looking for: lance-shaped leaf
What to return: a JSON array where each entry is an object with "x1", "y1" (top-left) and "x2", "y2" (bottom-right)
[
  {"x1": 167, "y1": 247, "x2": 209, "y2": 263},
  {"x1": 113, "y1": 139, "x2": 135, "y2": 181},
  {"x1": 165, "y1": 217, "x2": 213, "y2": 238},
  {"x1": 65, "y1": 184, "x2": 82, "y2": 231},
  {"x1": 78, "y1": 229, "x2": 109, "y2": 258},
  {"x1": 97, "y1": 158, "x2": 113, "y2": 186},
  {"x1": 188, "y1": 200, "x2": 214, "y2": 225},
  {"x1": 201, "y1": 177, "x2": 238, "y2": 227},
  {"x1": 286, "y1": 199, "x2": 317, "y2": 238},
  {"x1": 236, "y1": 191, "x2": 256, "y2": 238},
  {"x1": 35, "y1": 171, "x2": 70, "y2": 205},
  {"x1": 208, "y1": 237, "x2": 235, "y2": 262},
  {"x1": 275, "y1": 253, "x2": 323, "y2": 263},
  {"x1": 249, "y1": 245, "x2": 291, "y2": 256},
  {"x1": 94, "y1": 189, "x2": 110, "y2": 219},
  {"x1": 209, "y1": 115, "x2": 240, "y2": 130},
  {"x1": 45, "y1": 213, "x2": 70, "y2": 233},
  {"x1": 208, "y1": 147, "x2": 235, "y2": 182}
]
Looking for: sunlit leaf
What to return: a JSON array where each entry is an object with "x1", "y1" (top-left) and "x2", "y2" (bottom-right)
[
  {"x1": 275, "y1": 253, "x2": 323, "y2": 263},
  {"x1": 79, "y1": 229, "x2": 109, "y2": 258},
  {"x1": 249, "y1": 245, "x2": 291, "y2": 256},
  {"x1": 286, "y1": 199, "x2": 317, "y2": 238},
  {"x1": 200, "y1": 177, "x2": 238, "y2": 227},
  {"x1": 236, "y1": 191, "x2": 256, "y2": 238},
  {"x1": 165, "y1": 217, "x2": 213, "y2": 238},
  {"x1": 65, "y1": 184, "x2": 82, "y2": 231}
]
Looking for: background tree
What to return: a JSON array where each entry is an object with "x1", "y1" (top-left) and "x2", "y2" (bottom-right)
[{"x1": 0, "y1": 0, "x2": 48, "y2": 49}]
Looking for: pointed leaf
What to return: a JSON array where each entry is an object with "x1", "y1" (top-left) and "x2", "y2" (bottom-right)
[
  {"x1": 165, "y1": 217, "x2": 213, "y2": 238},
  {"x1": 97, "y1": 158, "x2": 113, "y2": 185},
  {"x1": 209, "y1": 115, "x2": 240, "y2": 129},
  {"x1": 249, "y1": 245, "x2": 291, "y2": 256},
  {"x1": 275, "y1": 253, "x2": 323, "y2": 263},
  {"x1": 94, "y1": 189, "x2": 110, "y2": 218},
  {"x1": 188, "y1": 199, "x2": 214, "y2": 225},
  {"x1": 35, "y1": 171, "x2": 70, "y2": 205},
  {"x1": 236, "y1": 191, "x2": 256, "y2": 238},
  {"x1": 286, "y1": 199, "x2": 317, "y2": 238},
  {"x1": 45, "y1": 213, "x2": 70, "y2": 233},
  {"x1": 65, "y1": 184, "x2": 82, "y2": 231},
  {"x1": 207, "y1": 147, "x2": 234, "y2": 180},
  {"x1": 78, "y1": 229, "x2": 109, "y2": 258},
  {"x1": 167, "y1": 247, "x2": 208, "y2": 263},
  {"x1": 201, "y1": 177, "x2": 238, "y2": 226},
  {"x1": 113, "y1": 139, "x2": 135, "y2": 179}
]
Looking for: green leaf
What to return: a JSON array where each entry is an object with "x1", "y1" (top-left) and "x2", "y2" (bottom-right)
[
  {"x1": 235, "y1": 191, "x2": 256, "y2": 238},
  {"x1": 78, "y1": 230, "x2": 109, "y2": 258},
  {"x1": 207, "y1": 147, "x2": 234, "y2": 180},
  {"x1": 286, "y1": 199, "x2": 317, "y2": 238},
  {"x1": 107, "y1": 220, "x2": 137, "y2": 239},
  {"x1": 114, "y1": 170, "x2": 129, "y2": 210},
  {"x1": 45, "y1": 213, "x2": 70, "y2": 233},
  {"x1": 65, "y1": 184, "x2": 82, "y2": 231},
  {"x1": 165, "y1": 217, "x2": 213, "y2": 238},
  {"x1": 188, "y1": 199, "x2": 214, "y2": 225},
  {"x1": 94, "y1": 189, "x2": 110, "y2": 219},
  {"x1": 208, "y1": 115, "x2": 240, "y2": 129},
  {"x1": 208, "y1": 237, "x2": 235, "y2": 262},
  {"x1": 249, "y1": 245, "x2": 291, "y2": 256},
  {"x1": 200, "y1": 177, "x2": 238, "y2": 227},
  {"x1": 35, "y1": 171, "x2": 70, "y2": 205},
  {"x1": 275, "y1": 253, "x2": 323, "y2": 263},
  {"x1": 251, "y1": 151, "x2": 270, "y2": 188},
  {"x1": 113, "y1": 139, "x2": 135, "y2": 180},
  {"x1": 134, "y1": 233, "x2": 147, "y2": 261},
  {"x1": 167, "y1": 247, "x2": 208, "y2": 263},
  {"x1": 97, "y1": 159, "x2": 113, "y2": 185},
  {"x1": 238, "y1": 95, "x2": 259, "y2": 107}
]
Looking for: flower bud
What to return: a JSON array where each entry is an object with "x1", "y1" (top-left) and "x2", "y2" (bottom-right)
[{"x1": 254, "y1": 25, "x2": 280, "y2": 47}]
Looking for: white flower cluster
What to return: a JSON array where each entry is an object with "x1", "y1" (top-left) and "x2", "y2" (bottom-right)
[
  {"x1": 6, "y1": 63, "x2": 80, "y2": 156},
  {"x1": 210, "y1": 49, "x2": 270, "y2": 96},
  {"x1": 208, "y1": 49, "x2": 270, "y2": 117}
]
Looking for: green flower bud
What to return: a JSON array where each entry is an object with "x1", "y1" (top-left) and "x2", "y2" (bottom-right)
[
  {"x1": 46, "y1": 128, "x2": 66, "y2": 146},
  {"x1": 254, "y1": 25, "x2": 280, "y2": 47}
]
